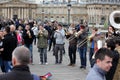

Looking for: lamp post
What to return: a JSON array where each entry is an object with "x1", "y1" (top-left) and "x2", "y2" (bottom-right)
[
  {"x1": 42, "y1": 0, "x2": 45, "y2": 22},
  {"x1": 67, "y1": 2, "x2": 71, "y2": 25}
]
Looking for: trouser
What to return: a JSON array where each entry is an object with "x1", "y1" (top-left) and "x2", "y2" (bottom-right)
[
  {"x1": 34, "y1": 36, "x2": 37, "y2": 45},
  {"x1": 54, "y1": 44, "x2": 64, "y2": 63},
  {"x1": 89, "y1": 48, "x2": 94, "y2": 67},
  {"x1": 49, "y1": 38, "x2": 56, "y2": 55},
  {"x1": 25, "y1": 44, "x2": 33, "y2": 63},
  {"x1": 68, "y1": 45, "x2": 77, "y2": 64},
  {"x1": 38, "y1": 48, "x2": 47, "y2": 63},
  {"x1": 0, "y1": 57, "x2": 5, "y2": 72},
  {"x1": 78, "y1": 47, "x2": 87, "y2": 67},
  {"x1": 3, "y1": 61, "x2": 12, "y2": 73}
]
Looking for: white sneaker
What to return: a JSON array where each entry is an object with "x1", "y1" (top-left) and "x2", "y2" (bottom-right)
[
  {"x1": 45, "y1": 62, "x2": 48, "y2": 65},
  {"x1": 39, "y1": 62, "x2": 43, "y2": 65}
]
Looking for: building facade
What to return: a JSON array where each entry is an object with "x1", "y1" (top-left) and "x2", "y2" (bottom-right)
[
  {"x1": 36, "y1": 3, "x2": 87, "y2": 24},
  {"x1": 0, "y1": 0, "x2": 37, "y2": 20},
  {"x1": 86, "y1": 0, "x2": 120, "y2": 27},
  {"x1": 0, "y1": 0, "x2": 120, "y2": 26}
]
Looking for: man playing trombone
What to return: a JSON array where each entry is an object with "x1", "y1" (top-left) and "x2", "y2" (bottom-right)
[
  {"x1": 77, "y1": 25, "x2": 88, "y2": 69},
  {"x1": 66, "y1": 23, "x2": 77, "y2": 66},
  {"x1": 88, "y1": 27, "x2": 98, "y2": 67}
]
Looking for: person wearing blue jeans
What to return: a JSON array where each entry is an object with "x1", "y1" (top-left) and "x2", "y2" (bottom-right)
[
  {"x1": 3, "y1": 61, "x2": 12, "y2": 72},
  {"x1": 88, "y1": 27, "x2": 98, "y2": 67},
  {"x1": 78, "y1": 47, "x2": 87, "y2": 69},
  {"x1": 38, "y1": 48, "x2": 47, "y2": 64},
  {"x1": 37, "y1": 23, "x2": 48, "y2": 65},
  {"x1": 25, "y1": 44, "x2": 33, "y2": 63},
  {"x1": 22, "y1": 24, "x2": 35, "y2": 64},
  {"x1": 77, "y1": 25, "x2": 88, "y2": 69}
]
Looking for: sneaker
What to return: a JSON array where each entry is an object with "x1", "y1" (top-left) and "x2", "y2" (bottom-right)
[
  {"x1": 39, "y1": 62, "x2": 43, "y2": 65},
  {"x1": 45, "y1": 62, "x2": 48, "y2": 65}
]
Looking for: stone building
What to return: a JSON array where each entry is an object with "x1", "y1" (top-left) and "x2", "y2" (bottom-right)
[
  {"x1": 0, "y1": 0, "x2": 37, "y2": 20},
  {"x1": 36, "y1": 3, "x2": 87, "y2": 24},
  {"x1": 86, "y1": 0, "x2": 120, "y2": 27},
  {"x1": 0, "y1": 0, "x2": 120, "y2": 26}
]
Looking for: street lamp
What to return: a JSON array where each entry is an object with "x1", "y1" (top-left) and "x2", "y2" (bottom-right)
[
  {"x1": 67, "y1": 2, "x2": 71, "y2": 25},
  {"x1": 42, "y1": 0, "x2": 45, "y2": 22}
]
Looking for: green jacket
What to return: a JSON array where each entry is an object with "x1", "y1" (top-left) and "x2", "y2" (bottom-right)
[{"x1": 37, "y1": 29, "x2": 48, "y2": 48}]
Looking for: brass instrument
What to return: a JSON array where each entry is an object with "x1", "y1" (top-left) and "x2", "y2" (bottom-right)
[
  {"x1": 68, "y1": 30, "x2": 83, "y2": 41},
  {"x1": 109, "y1": 11, "x2": 120, "y2": 29},
  {"x1": 39, "y1": 30, "x2": 43, "y2": 36},
  {"x1": 77, "y1": 35, "x2": 92, "y2": 47},
  {"x1": 108, "y1": 11, "x2": 120, "y2": 38}
]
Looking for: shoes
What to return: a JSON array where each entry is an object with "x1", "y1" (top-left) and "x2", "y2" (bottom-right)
[
  {"x1": 80, "y1": 66, "x2": 83, "y2": 68},
  {"x1": 67, "y1": 63, "x2": 72, "y2": 66},
  {"x1": 55, "y1": 62, "x2": 58, "y2": 64},
  {"x1": 39, "y1": 62, "x2": 44, "y2": 65},
  {"x1": 55, "y1": 61, "x2": 62, "y2": 64},
  {"x1": 72, "y1": 64, "x2": 75, "y2": 67},
  {"x1": 58, "y1": 62, "x2": 62, "y2": 64},
  {"x1": 45, "y1": 62, "x2": 48, "y2": 65},
  {"x1": 80, "y1": 66, "x2": 86, "y2": 69},
  {"x1": 39, "y1": 62, "x2": 48, "y2": 65},
  {"x1": 58, "y1": 61, "x2": 62, "y2": 64}
]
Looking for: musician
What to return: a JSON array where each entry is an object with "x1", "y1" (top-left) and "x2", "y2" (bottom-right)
[
  {"x1": 106, "y1": 25, "x2": 117, "y2": 39},
  {"x1": 77, "y1": 25, "x2": 88, "y2": 69},
  {"x1": 67, "y1": 23, "x2": 77, "y2": 67},
  {"x1": 105, "y1": 39, "x2": 119, "y2": 80},
  {"x1": 89, "y1": 27, "x2": 98, "y2": 67},
  {"x1": 22, "y1": 24, "x2": 35, "y2": 64},
  {"x1": 37, "y1": 23, "x2": 48, "y2": 65},
  {"x1": 113, "y1": 37, "x2": 120, "y2": 80}
]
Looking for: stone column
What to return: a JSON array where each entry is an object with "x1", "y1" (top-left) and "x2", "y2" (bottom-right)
[
  {"x1": 8, "y1": 8, "x2": 9, "y2": 18},
  {"x1": 24, "y1": 8, "x2": 26, "y2": 18},
  {"x1": 2, "y1": 8, "x2": 5, "y2": 17},
  {"x1": 31, "y1": 9, "x2": 33, "y2": 19},
  {"x1": 5, "y1": 8, "x2": 7, "y2": 18},
  {"x1": 22, "y1": 8, "x2": 24, "y2": 19},
  {"x1": 18, "y1": 8, "x2": 20, "y2": 19},
  {"x1": 11, "y1": 8, "x2": 13, "y2": 19},
  {"x1": 25, "y1": 8, "x2": 28, "y2": 19},
  {"x1": 23, "y1": 8, "x2": 25, "y2": 19}
]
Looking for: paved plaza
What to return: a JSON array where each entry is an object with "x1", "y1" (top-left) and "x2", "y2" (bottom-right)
[{"x1": 30, "y1": 40, "x2": 90, "y2": 80}]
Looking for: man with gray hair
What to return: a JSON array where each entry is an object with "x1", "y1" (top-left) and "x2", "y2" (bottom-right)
[{"x1": 0, "y1": 46, "x2": 40, "y2": 80}]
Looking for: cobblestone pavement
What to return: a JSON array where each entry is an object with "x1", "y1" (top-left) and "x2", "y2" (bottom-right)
[{"x1": 30, "y1": 40, "x2": 90, "y2": 80}]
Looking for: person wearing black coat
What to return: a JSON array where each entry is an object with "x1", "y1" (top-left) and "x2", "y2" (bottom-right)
[
  {"x1": 2, "y1": 26, "x2": 17, "y2": 72},
  {"x1": 105, "y1": 39, "x2": 119, "y2": 80},
  {"x1": 0, "y1": 46, "x2": 40, "y2": 80},
  {"x1": 22, "y1": 24, "x2": 35, "y2": 64}
]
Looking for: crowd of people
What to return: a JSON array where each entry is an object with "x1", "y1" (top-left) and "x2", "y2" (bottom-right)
[{"x1": 0, "y1": 18, "x2": 119, "y2": 80}]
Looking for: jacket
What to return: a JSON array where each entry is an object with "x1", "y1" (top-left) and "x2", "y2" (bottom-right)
[
  {"x1": 0, "y1": 65, "x2": 39, "y2": 80},
  {"x1": 37, "y1": 29, "x2": 48, "y2": 48},
  {"x1": 86, "y1": 64, "x2": 106, "y2": 80},
  {"x1": 22, "y1": 30, "x2": 35, "y2": 47},
  {"x1": 2, "y1": 33, "x2": 17, "y2": 61}
]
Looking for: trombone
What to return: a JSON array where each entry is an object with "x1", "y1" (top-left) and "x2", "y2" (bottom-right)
[
  {"x1": 77, "y1": 35, "x2": 93, "y2": 47},
  {"x1": 77, "y1": 37, "x2": 88, "y2": 47},
  {"x1": 68, "y1": 30, "x2": 84, "y2": 41}
]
